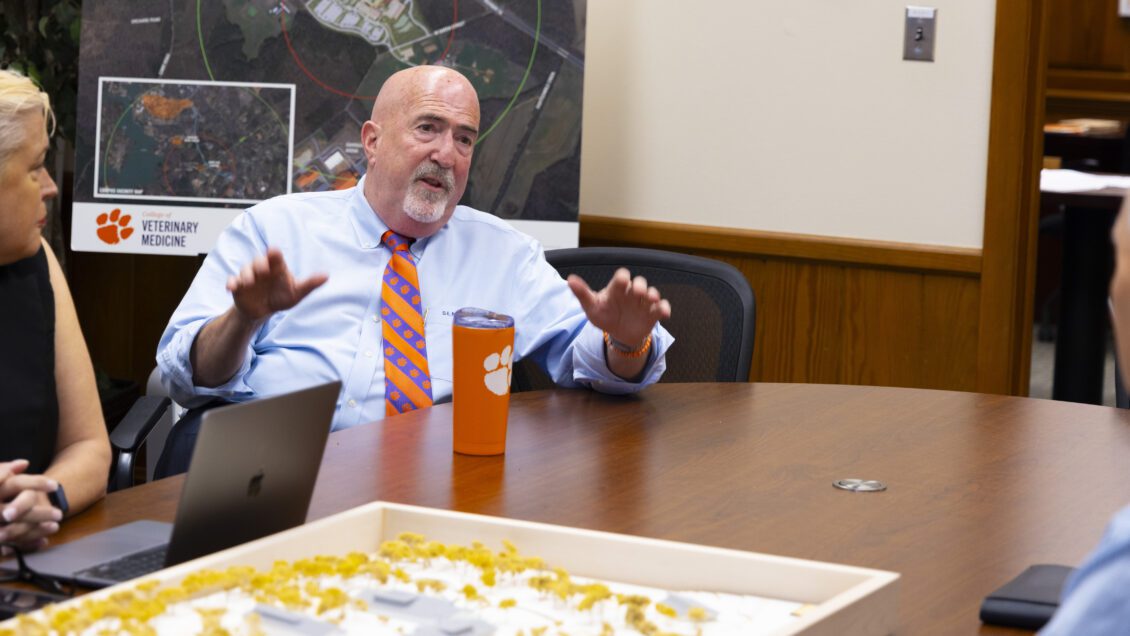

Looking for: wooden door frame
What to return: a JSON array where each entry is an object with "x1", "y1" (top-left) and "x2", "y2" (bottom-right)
[{"x1": 978, "y1": 0, "x2": 1049, "y2": 395}]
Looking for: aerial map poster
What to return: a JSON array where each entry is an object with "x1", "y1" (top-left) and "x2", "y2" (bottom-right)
[{"x1": 72, "y1": 0, "x2": 585, "y2": 255}]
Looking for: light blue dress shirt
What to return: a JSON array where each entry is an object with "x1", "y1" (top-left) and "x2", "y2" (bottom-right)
[
  {"x1": 157, "y1": 178, "x2": 672, "y2": 430},
  {"x1": 1041, "y1": 504, "x2": 1130, "y2": 635}
]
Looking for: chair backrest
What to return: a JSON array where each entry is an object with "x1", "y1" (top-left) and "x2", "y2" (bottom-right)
[{"x1": 513, "y1": 247, "x2": 756, "y2": 391}]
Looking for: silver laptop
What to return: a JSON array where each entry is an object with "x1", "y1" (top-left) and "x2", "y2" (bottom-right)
[{"x1": 2, "y1": 381, "x2": 340, "y2": 588}]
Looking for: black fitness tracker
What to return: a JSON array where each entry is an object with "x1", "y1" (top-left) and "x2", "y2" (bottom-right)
[{"x1": 47, "y1": 484, "x2": 68, "y2": 517}]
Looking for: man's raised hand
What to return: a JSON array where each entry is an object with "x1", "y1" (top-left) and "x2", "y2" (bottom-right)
[
  {"x1": 227, "y1": 247, "x2": 328, "y2": 322},
  {"x1": 567, "y1": 267, "x2": 671, "y2": 348}
]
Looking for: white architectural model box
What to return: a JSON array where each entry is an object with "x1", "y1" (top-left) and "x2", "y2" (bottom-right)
[{"x1": 1, "y1": 502, "x2": 898, "y2": 635}]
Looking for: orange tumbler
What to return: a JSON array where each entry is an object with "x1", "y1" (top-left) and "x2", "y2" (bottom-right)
[{"x1": 452, "y1": 307, "x2": 515, "y2": 455}]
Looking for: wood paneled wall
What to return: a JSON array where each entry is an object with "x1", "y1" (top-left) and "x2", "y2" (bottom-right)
[
  {"x1": 69, "y1": 252, "x2": 202, "y2": 390},
  {"x1": 580, "y1": 216, "x2": 982, "y2": 390},
  {"x1": 1046, "y1": 0, "x2": 1130, "y2": 118}
]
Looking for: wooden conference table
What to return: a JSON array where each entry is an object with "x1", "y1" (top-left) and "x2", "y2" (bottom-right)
[{"x1": 58, "y1": 384, "x2": 1130, "y2": 634}]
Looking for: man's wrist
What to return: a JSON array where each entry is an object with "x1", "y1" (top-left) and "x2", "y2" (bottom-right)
[
  {"x1": 604, "y1": 332, "x2": 652, "y2": 358},
  {"x1": 230, "y1": 304, "x2": 269, "y2": 331}
]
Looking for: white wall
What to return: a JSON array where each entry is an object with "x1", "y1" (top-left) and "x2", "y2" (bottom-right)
[{"x1": 580, "y1": 1, "x2": 997, "y2": 249}]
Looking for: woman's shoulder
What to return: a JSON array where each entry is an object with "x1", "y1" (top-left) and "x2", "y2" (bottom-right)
[
  {"x1": 0, "y1": 244, "x2": 49, "y2": 276},
  {"x1": 0, "y1": 244, "x2": 52, "y2": 307}
]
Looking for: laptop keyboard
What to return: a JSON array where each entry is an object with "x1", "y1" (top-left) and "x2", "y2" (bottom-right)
[{"x1": 73, "y1": 544, "x2": 169, "y2": 583}]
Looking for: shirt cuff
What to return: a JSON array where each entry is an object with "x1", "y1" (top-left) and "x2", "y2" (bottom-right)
[
  {"x1": 571, "y1": 322, "x2": 671, "y2": 394},
  {"x1": 157, "y1": 317, "x2": 255, "y2": 407}
]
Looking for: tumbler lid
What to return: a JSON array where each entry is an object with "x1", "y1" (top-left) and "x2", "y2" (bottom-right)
[{"x1": 453, "y1": 307, "x2": 514, "y2": 329}]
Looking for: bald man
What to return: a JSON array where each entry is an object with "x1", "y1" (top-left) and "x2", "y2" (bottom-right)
[{"x1": 155, "y1": 66, "x2": 673, "y2": 474}]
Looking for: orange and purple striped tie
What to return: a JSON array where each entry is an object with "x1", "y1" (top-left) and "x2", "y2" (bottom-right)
[{"x1": 381, "y1": 230, "x2": 433, "y2": 416}]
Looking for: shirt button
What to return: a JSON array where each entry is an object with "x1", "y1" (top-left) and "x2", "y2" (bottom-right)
[
  {"x1": 365, "y1": 350, "x2": 373, "y2": 358},
  {"x1": 373, "y1": 314, "x2": 380, "y2": 322},
  {"x1": 347, "y1": 399, "x2": 357, "y2": 408}
]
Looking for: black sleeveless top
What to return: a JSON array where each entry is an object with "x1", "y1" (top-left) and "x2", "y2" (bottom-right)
[{"x1": 0, "y1": 247, "x2": 58, "y2": 473}]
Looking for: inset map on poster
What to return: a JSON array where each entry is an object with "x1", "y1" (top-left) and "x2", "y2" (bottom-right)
[
  {"x1": 95, "y1": 78, "x2": 294, "y2": 203},
  {"x1": 73, "y1": 0, "x2": 585, "y2": 255}
]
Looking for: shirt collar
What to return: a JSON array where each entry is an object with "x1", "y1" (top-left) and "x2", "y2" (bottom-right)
[
  {"x1": 347, "y1": 174, "x2": 438, "y2": 260},
  {"x1": 348, "y1": 175, "x2": 386, "y2": 251}
]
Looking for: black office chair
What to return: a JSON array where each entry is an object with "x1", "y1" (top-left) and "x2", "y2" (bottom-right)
[
  {"x1": 107, "y1": 394, "x2": 172, "y2": 491},
  {"x1": 512, "y1": 247, "x2": 756, "y2": 391},
  {"x1": 102, "y1": 367, "x2": 182, "y2": 491}
]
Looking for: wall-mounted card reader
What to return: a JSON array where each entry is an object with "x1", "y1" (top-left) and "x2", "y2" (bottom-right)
[{"x1": 904, "y1": 6, "x2": 937, "y2": 62}]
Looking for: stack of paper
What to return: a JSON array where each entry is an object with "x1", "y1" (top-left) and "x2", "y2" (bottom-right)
[
  {"x1": 1044, "y1": 119, "x2": 1123, "y2": 135},
  {"x1": 1040, "y1": 169, "x2": 1130, "y2": 193}
]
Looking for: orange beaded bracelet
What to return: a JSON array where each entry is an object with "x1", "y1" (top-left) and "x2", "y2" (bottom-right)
[{"x1": 604, "y1": 332, "x2": 653, "y2": 358}]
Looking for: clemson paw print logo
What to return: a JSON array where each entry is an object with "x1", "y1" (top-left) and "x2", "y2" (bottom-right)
[
  {"x1": 96, "y1": 208, "x2": 134, "y2": 245},
  {"x1": 483, "y1": 345, "x2": 512, "y2": 397}
]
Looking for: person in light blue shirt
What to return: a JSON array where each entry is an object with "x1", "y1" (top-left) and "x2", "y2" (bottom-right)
[
  {"x1": 155, "y1": 65, "x2": 673, "y2": 473},
  {"x1": 1040, "y1": 195, "x2": 1130, "y2": 634},
  {"x1": 1041, "y1": 505, "x2": 1130, "y2": 635}
]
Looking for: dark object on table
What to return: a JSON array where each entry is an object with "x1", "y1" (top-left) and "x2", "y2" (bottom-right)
[
  {"x1": 0, "y1": 541, "x2": 73, "y2": 603},
  {"x1": 980, "y1": 564, "x2": 1074, "y2": 630},
  {"x1": 0, "y1": 587, "x2": 68, "y2": 619}
]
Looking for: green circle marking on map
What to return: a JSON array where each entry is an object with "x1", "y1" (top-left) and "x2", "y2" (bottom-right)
[
  {"x1": 100, "y1": 93, "x2": 144, "y2": 190},
  {"x1": 476, "y1": 0, "x2": 541, "y2": 145},
  {"x1": 197, "y1": 0, "x2": 214, "y2": 81}
]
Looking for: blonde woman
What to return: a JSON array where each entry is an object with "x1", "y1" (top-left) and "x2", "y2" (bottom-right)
[{"x1": 0, "y1": 68, "x2": 109, "y2": 550}]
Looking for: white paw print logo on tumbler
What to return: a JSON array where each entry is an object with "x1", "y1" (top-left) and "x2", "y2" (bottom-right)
[{"x1": 483, "y1": 345, "x2": 513, "y2": 396}]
